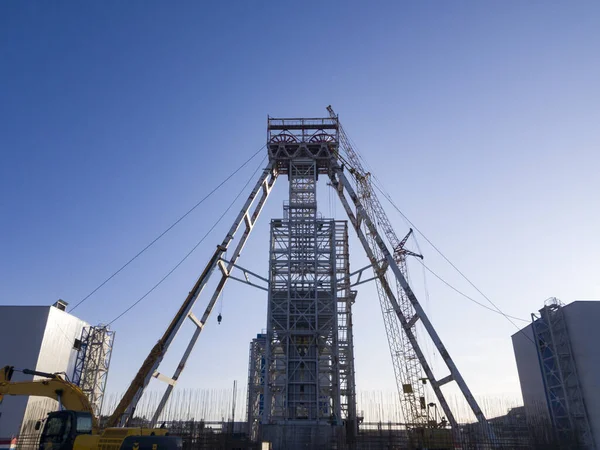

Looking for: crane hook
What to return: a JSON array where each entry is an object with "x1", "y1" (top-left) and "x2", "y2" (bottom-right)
[{"x1": 217, "y1": 313, "x2": 222, "y2": 325}]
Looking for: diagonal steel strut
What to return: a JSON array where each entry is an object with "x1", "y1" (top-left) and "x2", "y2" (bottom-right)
[
  {"x1": 109, "y1": 112, "x2": 493, "y2": 440},
  {"x1": 107, "y1": 161, "x2": 277, "y2": 427},
  {"x1": 329, "y1": 105, "x2": 428, "y2": 426},
  {"x1": 149, "y1": 164, "x2": 277, "y2": 425},
  {"x1": 329, "y1": 161, "x2": 491, "y2": 430}
]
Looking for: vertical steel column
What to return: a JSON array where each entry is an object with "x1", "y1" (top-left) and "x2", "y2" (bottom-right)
[
  {"x1": 335, "y1": 221, "x2": 357, "y2": 429},
  {"x1": 262, "y1": 220, "x2": 279, "y2": 422}
]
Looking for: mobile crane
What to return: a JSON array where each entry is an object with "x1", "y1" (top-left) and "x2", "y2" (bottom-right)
[{"x1": 0, "y1": 366, "x2": 181, "y2": 450}]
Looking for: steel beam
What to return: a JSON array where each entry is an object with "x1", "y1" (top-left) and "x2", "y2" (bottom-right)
[
  {"x1": 148, "y1": 163, "x2": 277, "y2": 426},
  {"x1": 330, "y1": 163, "x2": 492, "y2": 431},
  {"x1": 329, "y1": 167, "x2": 457, "y2": 427}
]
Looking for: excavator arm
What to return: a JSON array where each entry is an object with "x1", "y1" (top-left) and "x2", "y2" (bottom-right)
[{"x1": 0, "y1": 366, "x2": 98, "y2": 431}]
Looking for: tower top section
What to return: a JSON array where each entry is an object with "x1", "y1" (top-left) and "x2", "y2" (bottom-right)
[{"x1": 267, "y1": 116, "x2": 339, "y2": 175}]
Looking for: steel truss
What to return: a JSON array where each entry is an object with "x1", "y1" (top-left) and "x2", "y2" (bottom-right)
[
  {"x1": 115, "y1": 111, "x2": 490, "y2": 438},
  {"x1": 108, "y1": 160, "x2": 278, "y2": 427},
  {"x1": 263, "y1": 158, "x2": 341, "y2": 423},
  {"x1": 328, "y1": 162, "x2": 490, "y2": 430},
  {"x1": 147, "y1": 162, "x2": 277, "y2": 426},
  {"x1": 532, "y1": 298, "x2": 594, "y2": 449},
  {"x1": 247, "y1": 333, "x2": 267, "y2": 440},
  {"x1": 72, "y1": 325, "x2": 115, "y2": 418},
  {"x1": 334, "y1": 221, "x2": 357, "y2": 430},
  {"x1": 248, "y1": 222, "x2": 355, "y2": 434},
  {"x1": 327, "y1": 105, "x2": 428, "y2": 426}
]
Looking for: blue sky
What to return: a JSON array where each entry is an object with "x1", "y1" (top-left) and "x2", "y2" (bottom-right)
[{"x1": 2, "y1": 1, "x2": 600, "y2": 420}]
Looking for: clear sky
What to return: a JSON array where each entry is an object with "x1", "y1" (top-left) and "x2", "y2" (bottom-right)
[{"x1": 2, "y1": 1, "x2": 600, "y2": 421}]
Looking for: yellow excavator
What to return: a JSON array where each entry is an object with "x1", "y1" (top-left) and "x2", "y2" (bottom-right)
[{"x1": 0, "y1": 366, "x2": 181, "y2": 450}]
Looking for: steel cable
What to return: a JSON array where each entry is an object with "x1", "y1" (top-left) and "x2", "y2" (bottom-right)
[
  {"x1": 69, "y1": 145, "x2": 265, "y2": 313},
  {"x1": 107, "y1": 155, "x2": 267, "y2": 325}
]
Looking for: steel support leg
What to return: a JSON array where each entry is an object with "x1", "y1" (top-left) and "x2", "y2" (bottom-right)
[
  {"x1": 329, "y1": 168, "x2": 457, "y2": 427},
  {"x1": 330, "y1": 163, "x2": 491, "y2": 431},
  {"x1": 110, "y1": 162, "x2": 277, "y2": 426},
  {"x1": 149, "y1": 165, "x2": 277, "y2": 425}
]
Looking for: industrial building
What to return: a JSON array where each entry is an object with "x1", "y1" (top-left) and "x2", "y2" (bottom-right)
[
  {"x1": 512, "y1": 299, "x2": 600, "y2": 449},
  {"x1": 0, "y1": 301, "x2": 114, "y2": 444}
]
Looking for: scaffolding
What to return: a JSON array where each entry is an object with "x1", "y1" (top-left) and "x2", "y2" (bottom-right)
[
  {"x1": 72, "y1": 325, "x2": 115, "y2": 417},
  {"x1": 532, "y1": 298, "x2": 594, "y2": 449},
  {"x1": 248, "y1": 220, "x2": 356, "y2": 436},
  {"x1": 334, "y1": 221, "x2": 357, "y2": 435},
  {"x1": 246, "y1": 333, "x2": 267, "y2": 441},
  {"x1": 264, "y1": 163, "x2": 340, "y2": 422}
]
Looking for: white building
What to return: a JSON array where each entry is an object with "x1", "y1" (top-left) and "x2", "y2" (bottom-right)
[
  {"x1": 512, "y1": 299, "x2": 600, "y2": 449},
  {"x1": 0, "y1": 301, "x2": 88, "y2": 440}
]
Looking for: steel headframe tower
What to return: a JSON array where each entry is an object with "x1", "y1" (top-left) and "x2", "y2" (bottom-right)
[
  {"x1": 263, "y1": 117, "x2": 353, "y2": 429},
  {"x1": 72, "y1": 325, "x2": 115, "y2": 418},
  {"x1": 111, "y1": 108, "x2": 491, "y2": 439}
]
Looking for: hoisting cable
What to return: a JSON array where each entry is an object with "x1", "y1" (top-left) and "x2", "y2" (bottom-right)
[
  {"x1": 371, "y1": 179, "x2": 530, "y2": 328},
  {"x1": 418, "y1": 261, "x2": 528, "y2": 322},
  {"x1": 335, "y1": 115, "x2": 534, "y2": 342},
  {"x1": 409, "y1": 223, "x2": 527, "y2": 322},
  {"x1": 217, "y1": 252, "x2": 226, "y2": 325},
  {"x1": 410, "y1": 232, "x2": 439, "y2": 372},
  {"x1": 70, "y1": 145, "x2": 265, "y2": 313},
  {"x1": 107, "y1": 155, "x2": 267, "y2": 325},
  {"x1": 217, "y1": 292, "x2": 224, "y2": 325},
  {"x1": 338, "y1": 124, "x2": 528, "y2": 326}
]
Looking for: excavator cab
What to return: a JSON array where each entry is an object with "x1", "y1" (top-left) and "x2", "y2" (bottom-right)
[
  {"x1": 37, "y1": 410, "x2": 93, "y2": 450},
  {"x1": 1, "y1": 365, "x2": 181, "y2": 450}
]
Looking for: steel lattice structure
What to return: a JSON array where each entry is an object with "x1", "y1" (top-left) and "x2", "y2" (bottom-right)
[
  {"x1": 532, "y1": 298, "x2": 594, "y2": 448},
  {"x1": 334, "y1": 221, "x2": 357, "y2": 430},
  {"x1": 263, "y1": 150, "x2": 340, "y2": 422},
  {"x1": 247, "y1": 218, "x2": 355, "y2": 437},
  {"x1": 113, "y1": 109, "x2": 492, "y2": 441},
  {"x1": 247, "y1": 333, "x2": 267, "y2": 440},
  {"x1": 327, "y1": 106, "x2": 428, "y2": 426},
  {"x1": 72, "y1": 325, "x2": 115, "y2": 418},
  {"x1": 265, "y1": 213, "x2": 340, "y2": 422}
]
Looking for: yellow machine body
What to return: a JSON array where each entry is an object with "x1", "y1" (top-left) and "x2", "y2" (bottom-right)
[
  {"x1": 74, "y1": 429, "x2": 170, "y2": 450},
  {"x1": 0, "y1": 366, "x2": 177, "y2": 450}
]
